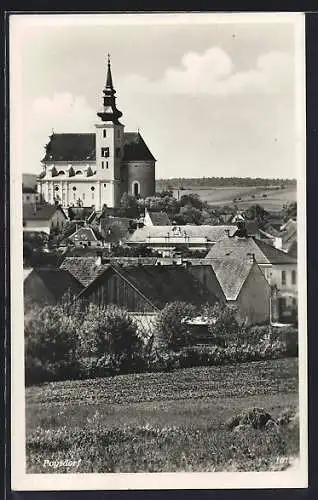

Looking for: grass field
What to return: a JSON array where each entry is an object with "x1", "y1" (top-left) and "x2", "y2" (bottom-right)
[
  {"x1": 172, "y1": 185, "x2": 296, "y2": 211},
  {"x1": 26, "y1": 358, "x2": 299, "y2": 473}
]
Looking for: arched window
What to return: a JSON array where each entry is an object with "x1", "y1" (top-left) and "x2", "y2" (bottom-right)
[
  {"x1": 132, "y1": 181, "x2": 140, "y2": 197},
  {"x1": 75, "y1": 170, "x2": 83, "y2": 175},
  {"x1": 58, "y1": 170, "x2": 65, "y2": 175}
]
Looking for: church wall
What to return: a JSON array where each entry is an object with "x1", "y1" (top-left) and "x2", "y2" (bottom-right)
[{"x1": 127, "y1": 161, "x2": 155, "y2": 199}]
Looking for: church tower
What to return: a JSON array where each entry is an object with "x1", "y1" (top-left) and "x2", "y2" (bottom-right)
[{"x1": 95, "y1": 55, "x2": 124, "y2": 208}]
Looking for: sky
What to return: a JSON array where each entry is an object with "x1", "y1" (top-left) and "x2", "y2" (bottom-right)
[{"x1": 10, "y1": 13, "x2": 304, "y2": 180}]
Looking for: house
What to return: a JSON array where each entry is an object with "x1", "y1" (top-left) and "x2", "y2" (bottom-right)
[
  {"x1": 60, "y1": 255, "x2": 111, "y2": 287},
  {"x1": 260, "y1": 219, "x2": 297, "y2": 253},
  {"x1": 127, "y1": 224, "x2": 237, "y2": 256},
  {"x1": 69, "y1": 226, "x2": 104, "y2": 247},
  {"x1": 23, "y1": 204, "x2": 68, "y2": 234},
  {"x1": 24, "y1": 268, "x2": 83, "y2": 307},
  {"x1": 78, "y1": 264, "x2": 219, "y2": 313},
  {"x1": 206, "y1": 235, "x2": 297, "y2": 323},
  {"x1": 22, "y1": 186, "x2": 42, "y2": 205},
  {"x1": 143, "y1": 208, "x2": 171, "y2": 226}
]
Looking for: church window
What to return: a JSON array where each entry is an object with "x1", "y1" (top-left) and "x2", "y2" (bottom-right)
[
  {"x1": 72, "y1": 186, "x2": 77, "y2": 191},
  {"x1": 101, "y1": 147, "x2": 109, "y2": 157},
  {"x1": 102, "y1": 161, "x2": 104, "y2": 169},
  {"x1": 103, "y1": 129, "x2": 107, "y2": 138},
  {"x1": 106, "y1": 161, "x2": 109, "y2": 169},
  {"x1": 83, "y1": 193, "x2": 85, "y2": 200},
  {"x1": 104, "y1": 183, "x2": 107, "y2": 187},
  {"x1": 58, "y1": 170, "x2": 65, "y2": 175},
  {"x1": 91, "y1": 186, "x2": 95, "y2": 191},
  {"x1": 132, "y1": 181, "x2": 140, "y2": 197},
  {"x1": 75, "y1": 170, "x2": 83, "y2": 175},
  {"x1": 55, "y1": 186, "x2": 59, "y2": 191}
]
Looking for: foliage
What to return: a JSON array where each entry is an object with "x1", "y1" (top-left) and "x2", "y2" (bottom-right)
[
  {"x1": 118, "y1": 193, "x2": 140, "y2": 218},
  {"x1": 25, "y1": 300, "x2": 82, "y2": 385},
  {"x1": 156, "y1": 177, "x2": 296, "y2": 190},
  {"x1": 156, "y1": 301, "x2": 197, "y2": 351},
  {"x1": 203, "y1": 303, "x2": 246, "y2": 347}
]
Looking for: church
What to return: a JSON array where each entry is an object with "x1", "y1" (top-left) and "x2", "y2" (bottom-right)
[{"x1": 37, "y1": 56, "x2": 156, "y2": 211}]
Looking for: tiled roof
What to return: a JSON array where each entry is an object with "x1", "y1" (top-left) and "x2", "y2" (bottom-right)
[
  {"x1": 60, "y1": 256, "x2": 110, "y2": 287},
  {"x1": 41, "y1": 132, "x2": 155, "y2": 163},
  {"x1": 123, "y1": 132, "x2": 156, "y2": 162},
  {"x1": 81, "y1": 264, "x2": 215, "y2": 309},
  {"x1": 206, "y1": 236, "x2": 296, "y2": 265},
  {"x1": 128, "y1": 225, "x2": 236, "y2": 243},
  {"x1": 146, "y1": 211, "x2": 171, "y2": 225},
  {"x1": 23, "y1": 204, "x2": 66, "y2": 221},
  {"x1": 24, "y1": 268, "x2": 83, "y2": 300},
  {"x1": 69, "y1": 226, "x2": 101, "y2": 243},
  {"x1": 210, "y1": 259, "x2": 254, "y2": 301}
]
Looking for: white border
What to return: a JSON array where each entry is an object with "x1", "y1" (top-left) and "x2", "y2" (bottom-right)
[{"x1": 10, "y1": 12, "x2": 307, "y2": 491}]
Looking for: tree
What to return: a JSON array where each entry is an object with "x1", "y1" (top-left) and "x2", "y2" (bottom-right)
[
  {"x1": 81, "y1": 304, "x2": 142, "y2": 361},
  {"x1": 179, "y1": 193, "x2": 204, "y2": 210},
  {"x1": 156, "y1": 301, "x2": 197, "y2": 351},
  {"x1": 176, "y1": 204, "x2": 203, "y2": 225},
  {"x1": 203, "y1": 303, "x2": 245, "y2": 347},
  {"x1": 119, "y1": 193, "x2": 140, "y2": 218}
]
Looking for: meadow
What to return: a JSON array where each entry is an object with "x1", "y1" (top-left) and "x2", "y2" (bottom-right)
[
  {"x1": 26, "y1": 358, "x2": 299, "y2": 473},
  {"x1": 172, "y1": 185, "x2": 296, "y2": 211}
]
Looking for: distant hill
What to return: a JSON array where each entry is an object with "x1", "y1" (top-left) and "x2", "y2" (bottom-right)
[{"x1": 156, "y1": 177, "x2": 296, "y2": 190}]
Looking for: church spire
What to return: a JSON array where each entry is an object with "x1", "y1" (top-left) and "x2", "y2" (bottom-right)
[{"x1": 97, "y1": 54, "x2": 123, "y2": 124}]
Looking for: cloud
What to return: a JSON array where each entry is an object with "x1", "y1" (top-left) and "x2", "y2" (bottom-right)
[
  {"x1": 24, "y1": 93, "x2": 95, "y2": 171},
  {"x1": 31, "y1": 92, "x2": 95, "y2": 132},
  {"x1": 120, "y1": 47, "x2": 293, "y2": 96}
]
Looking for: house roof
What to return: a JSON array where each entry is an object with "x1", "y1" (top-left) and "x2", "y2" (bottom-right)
[
  {"x1": 23, "y1": 204, "x2": 66, "y2": 221},
  {"x1": 80, "y1": 264, "x2": 214, "y2": 309},
  {"x1": 123, "y1": 132, "x2": 156, "y2": 162},
  {"x1": 128, "y1": 225, "x2": 236, "y2": 243},
  {"x1": 25, "y1": 268, "x2": 83, "y2": 299},
  {"x1": 60, "y1": 256, "x2": 110, "y2": 286},
  {"x1": 41, "y1": 132, "x2": 155, "y2": 163},
  {"x1": 69, "y1": 226, "x2": 102, "y2": 243},
  {"x1": 146, "y1": 210, "x2": 171, "y2": 225},
  {"x1": 210, "y1": 259, "x2": 254, "y2": 301},
  {"x1": 206, "y1": 236, "x2": 297, "y2": 265}
]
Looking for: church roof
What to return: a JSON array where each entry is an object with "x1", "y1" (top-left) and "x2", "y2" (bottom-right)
[{"x1": 41, "y1": 132, "x2": 155, "y2": 163}]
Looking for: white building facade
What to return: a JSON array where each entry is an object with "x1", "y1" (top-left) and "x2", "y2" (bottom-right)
[{"x1": 37, "y1": 56, "x2": 156, "y2": 211}]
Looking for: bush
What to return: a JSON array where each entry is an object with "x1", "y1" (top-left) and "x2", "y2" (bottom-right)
[
  {"x1": 156, "y1": 302, "x2": 197, "y2": 351},
  {"x1": 25, "y1": 303, "x2": 81, "y2": 385},
  {"x1": 204, "y1": 303, "x2": 246, "y2": 347}
]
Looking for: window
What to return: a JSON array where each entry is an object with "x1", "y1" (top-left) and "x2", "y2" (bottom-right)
[
  {"x1": 58, "y1": 170, "x2": 65, "y2": 175},
  {"x1": 72, "y1": 186, "x2": 77, "y2": 191},
  {"x1": 103, "y1": 129, "x2": 107, "y2": 138},
  {"x1": 117, "y1": 129, "x2": 120, "y2": 138},
  {"x1": 102, "y1": 161, "x2": 104, "y2": 169},
  {"x1": 291, "y1": 270, "x2": 296, "y2": 285},
  {"x1": 75, "y1": 170, "x2": 83, "y2": 175},
  {"x1": 281, "y1": 270, "x2": 286, "y2": 286},
  {"x1": 104, "y1": 183, "x2": 107, "y2": 187},
  {"x1": 116, "y1": 148, "x2": 121, "y2": 158},
  {"x1": 133, "y1": 181, "x2": 140, "y2": 197},
  {"x1": 91, "y1": 186, "x2": 95, "y2": 191},
  {"x1": 55, "y1": 186, "x2": 59, "y2": 191},
  {"x1": 83, "y1": 193, "x2": 85, "y2": 201},
  {"x1": 106, "y1": 161, "x2": 109, "y2": 169},
  {"x1": 26, "y1": 195, "x2": 30, "y2": 201},
  {"x1": 101, "y1": 147, "x2": 109, "y2": 158}
]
